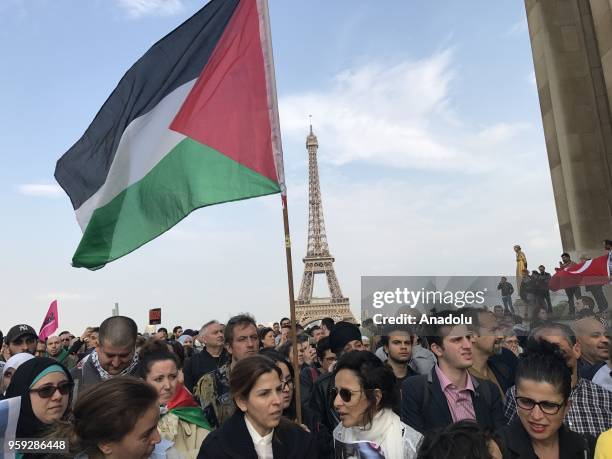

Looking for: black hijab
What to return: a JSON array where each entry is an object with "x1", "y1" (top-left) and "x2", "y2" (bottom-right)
[{"x1": 5, "y1": 357, "x2": 73, "y2": 438}]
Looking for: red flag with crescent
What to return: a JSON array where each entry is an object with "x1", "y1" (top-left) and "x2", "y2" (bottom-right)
[{"x1": 549, "y1": 254, "x2": 611, "y2": 291}]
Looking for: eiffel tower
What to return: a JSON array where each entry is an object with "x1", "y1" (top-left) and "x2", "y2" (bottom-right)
[{"x1": 296, "y1": 124, "x2": 356, "y2": 325}]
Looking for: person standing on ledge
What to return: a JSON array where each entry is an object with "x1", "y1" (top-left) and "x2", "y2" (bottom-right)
[{"x1": 514, "y1": 245, "x2": 528, "y2": 291}]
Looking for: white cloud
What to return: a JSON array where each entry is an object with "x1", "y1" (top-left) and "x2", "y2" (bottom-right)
[
  {"x1": 115, "y1": 0, "x2": 184, "y2": 18},
  {"x1": 527, "y1": 70, "x2": 537, "y2": 87},
  {"x1": 470, "y1": 122, "x2": 530, "y2": 146},
  {"x1": 17, "y1": 183, "x2": 63, "y2": 197},
  {"x1": 279, "y1": 50, "x2": 529, "y2": 172},
  {"x1": 0, "y1": 0, "x2": 30, "y2": 27},
  {"x1": 507, "y1": 19, "x2": 528, "y2": 37},
  {"x1": 319, "y1": 171, "x2": 561, "y2": 283}
]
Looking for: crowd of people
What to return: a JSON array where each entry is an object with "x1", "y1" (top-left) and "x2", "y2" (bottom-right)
[
  {"x1": 1, "y1": 301, "x2": 611, "y2": 458},
  {"x1": 3, "y1": 238, "x2": 612, "y2": 459},
  {"x1": 509, "y1": 243, "x2": 612, "y2": 318}
]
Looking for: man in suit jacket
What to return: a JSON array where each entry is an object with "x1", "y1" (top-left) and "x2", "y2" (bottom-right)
[
  {"x1": 401, "y1": 309, "x2": 506, "y2": 434},
  {"x1": 467, "y1": 308, "x2": 518, "y2": 398}
]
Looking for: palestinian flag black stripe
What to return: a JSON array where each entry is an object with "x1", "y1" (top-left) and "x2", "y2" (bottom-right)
[{"x1": 55, "y1": 0, "x2": 239, "y2": 210}]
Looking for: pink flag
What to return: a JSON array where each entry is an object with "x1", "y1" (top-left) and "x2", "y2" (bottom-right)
[{"x1": 39, "y1": 300, "x2": 59, "y2": 342}]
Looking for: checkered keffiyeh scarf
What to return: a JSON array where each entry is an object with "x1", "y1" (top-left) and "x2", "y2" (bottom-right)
[{"x1": 91, "y1": 349, "x2": 139, "y2": 380}]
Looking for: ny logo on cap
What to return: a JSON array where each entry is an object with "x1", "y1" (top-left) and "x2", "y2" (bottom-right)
[{"x1": 19, "y1": 325, "x2": 30, "y2": 331}]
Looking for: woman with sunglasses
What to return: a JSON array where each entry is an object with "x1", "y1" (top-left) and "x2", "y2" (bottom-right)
[
  {"x1": 4, "y1": 357, "x2": 73, "y2": 440},
  {"x1": 497, "y1": 339, "x2": 596, "y2": 458},
  {"x1": 139, "y1": 339, "x2": 210, "y2": 459},
  {"x1": 333, "y1": 351, "x2": 422, "y2": 458},
  {"x1": 198, "y1": 355, "x2": 316, "y2": 458}
]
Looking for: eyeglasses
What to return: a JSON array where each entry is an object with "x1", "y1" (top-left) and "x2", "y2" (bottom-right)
[
  {"x1": 281, "y1": 378, "x2": 293, "y2": 391},
  {"x1": 516, "y1": 396, "x2": 565, "y2": 415},
  {"x1": 30, "y1": 381, "x2": 74, "y2": 398},
  {"x1": 332, "y1": 387, "x2": 374, "y2": 403}
]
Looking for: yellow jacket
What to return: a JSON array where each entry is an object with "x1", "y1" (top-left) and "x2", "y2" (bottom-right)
[{"x1": 596, "y1": 428, "x2": 612, "y2": 459}]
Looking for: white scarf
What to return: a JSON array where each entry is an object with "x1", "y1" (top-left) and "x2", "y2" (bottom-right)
[
  {"x1": 333, "y1": 408, "x2": 421, "y2": 459},
  {"x1": 91, "y1": 349, "x2": 139, "y2": 380}
]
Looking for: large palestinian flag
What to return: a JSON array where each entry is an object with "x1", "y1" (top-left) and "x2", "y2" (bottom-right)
[{"x1": 55, "y1": 0, "x2": 285, "y2": 269}]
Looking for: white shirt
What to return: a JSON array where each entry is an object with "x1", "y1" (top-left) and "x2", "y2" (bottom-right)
[
  {"x1": 244, "y1": 414, "x2": 274, "y2": 459},
  {"x1": 593, "y1": 363, "x2": 612, "y2": 393}
]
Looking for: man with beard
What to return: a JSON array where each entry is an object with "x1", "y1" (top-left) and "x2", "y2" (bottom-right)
[
  {"x1": 71, "y1": 316, "x2": 140, "y2": 396},
  {"x1": 573, "y1": 316, "x2": 610, "y2": 370},
  {"x1": 582, "y1": 326, "x2": 612, "y2": 392},
  {"x1": 468, "y1": 309, "x2": 517, "y2": 400},
  {"x1": 504, "y1": 322, "x2": 612, "y2": 436},
  {"x1": 45, "y1": 335, "x2": 77, "y2": 369},
  {"x1": 5, "y1": 324, "x2": 38, "y2": 356},
  {"x1": 401, "y1": 310, "x2": 505, "y2": 434},
  {"x1": 194, "y1": 314, "x2": 259, "y2": 428}
]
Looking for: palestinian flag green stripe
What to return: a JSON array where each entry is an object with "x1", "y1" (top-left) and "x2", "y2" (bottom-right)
[{"x1": 73, "y1": 138, "x2": 280, "y2": 269}]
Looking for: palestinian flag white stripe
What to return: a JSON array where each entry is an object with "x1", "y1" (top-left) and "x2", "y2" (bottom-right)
[{"x1": 75, "y1": 80, "x2": 195, "y2": 230}]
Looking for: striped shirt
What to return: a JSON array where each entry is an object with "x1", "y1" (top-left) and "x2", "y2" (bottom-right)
[
  {"x1": 504, "y1": 378, "x2": 612, "y2": 436},
  {"x1": 435, "y1": 365, "x2": 476, "y2": 422}
]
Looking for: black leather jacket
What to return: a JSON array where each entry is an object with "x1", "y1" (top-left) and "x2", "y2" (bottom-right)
[{"x1": 307, "y1": 372, "x2": 336, "y2": 458}]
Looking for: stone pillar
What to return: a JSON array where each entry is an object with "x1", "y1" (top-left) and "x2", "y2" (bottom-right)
[{"x1": 525, "y1": 0, "x2": 612, "y2": 259}]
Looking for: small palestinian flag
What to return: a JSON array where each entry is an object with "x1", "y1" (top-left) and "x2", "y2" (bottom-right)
[{"x1": 55, "y1": 0, "x2": 285, "y2": 269}]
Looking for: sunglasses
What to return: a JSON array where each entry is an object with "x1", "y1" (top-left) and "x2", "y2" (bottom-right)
[
  {"x1": 516, "y1": 396, "x2": 565, "y2": 415},
  {"x1": 30, "y1": 381, "x2": 74, "y2": 398},
  {"x1": 332, "y1": 387, "x2": 374, "y2": 403}
]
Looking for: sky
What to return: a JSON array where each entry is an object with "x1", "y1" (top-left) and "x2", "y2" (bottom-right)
[{"x1": 0, "y1": 0, "x2": 562, "y2": 334}]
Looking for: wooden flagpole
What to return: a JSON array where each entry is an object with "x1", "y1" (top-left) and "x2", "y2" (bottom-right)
[
  {"x1": 282, "y1": 196, "x2": 302, "y2": 424},
  {"x1": 258, "y1": 0, "x2": 303, "y2": 424}
]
